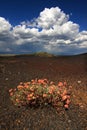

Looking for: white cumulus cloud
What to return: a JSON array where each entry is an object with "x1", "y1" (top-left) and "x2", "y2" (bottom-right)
[
  {"x1": 0, "y1": 7, "x2": 87, "y2": 55},
  {"x1": 0, "y1": 17, "x2": 12, "y2": 33},
  {"x1": 36, "y1": 7, "x2": 69, "y2": 29}
]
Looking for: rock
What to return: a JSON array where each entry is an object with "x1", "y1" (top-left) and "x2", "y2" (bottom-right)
[
  {"x1": 5, "y1": 78, "x2": 8, "y2": 80},
  {"x1": 77, "y1": 80, "x2": 81, "y2": 84}
]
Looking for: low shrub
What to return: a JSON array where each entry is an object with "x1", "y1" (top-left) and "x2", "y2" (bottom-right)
[{"x1": 9, "y1": 79, "x2": 72, "y2": 112}]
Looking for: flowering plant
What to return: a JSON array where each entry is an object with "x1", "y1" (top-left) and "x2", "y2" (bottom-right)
[{"x1": 9, "y1": 79, "x2": 72, "y2": 111}]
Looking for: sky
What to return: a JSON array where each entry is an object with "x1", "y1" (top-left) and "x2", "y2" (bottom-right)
[{"x1": 0, "y1": 0, "x2": 87, "y2": 55}]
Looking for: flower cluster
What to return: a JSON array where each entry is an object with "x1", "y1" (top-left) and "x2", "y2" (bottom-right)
[{"x1": 9, "y1": 79, "x2": 72, "y2": 111}]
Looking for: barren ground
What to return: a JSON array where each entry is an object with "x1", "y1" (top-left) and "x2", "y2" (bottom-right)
[{"x1": 0, "y1": 54, "x2": 87, "y2": 130}]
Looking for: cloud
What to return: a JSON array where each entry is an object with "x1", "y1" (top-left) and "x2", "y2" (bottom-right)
[
  {"x1": 36, "y1": 7, "x2": 69, "y2": 29},
  {"x1": 0, "y1": 7, "x2": 87, "y2": 55},
  {"x1": 0, "y1": 17, "x2": 12, "y2": 32}
]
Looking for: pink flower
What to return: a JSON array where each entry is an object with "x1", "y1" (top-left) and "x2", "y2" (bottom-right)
[
  {"x1": 64, "y1": 104, "x2": 69, "y2": 109},
  {"x1": 66, "y1": 99, "x2": 70, "y2": 105},
  {"x1": 43, "y1": 94, "x2": 47, "y2": 98},
  {"x1": 50, "y1": 81, "x2": 54, "y2": 85},
  {"x1": 67, "y1": 95, "x2": 70, "y2": 99},
  {"x1": 64, "y1": 81, "x2": 67, "y2": 86},
  {"x1": 62, "y1": 95, "x2": 67, "y2": 101},
  {"x1": 9, "y1": 89, "x2": 13, "y2": 93},
  {"x1": 10, "y1": 92, "x2": 13, "y2": 96},
  {"x1": 62, "y1": 90, "x2": 67, "y2": 96},
  {"x1": 16, "y1": 99, "x2": 20, "y2": 103},
  {"x1": 17, "y1": 85, "x2": 23, "y2": 90},
  {"x1": 58, "y1": 82, "x2": 63, "y2": 87}
]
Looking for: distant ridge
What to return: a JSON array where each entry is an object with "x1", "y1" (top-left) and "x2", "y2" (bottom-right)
[
  {"x1": 0, "y1": 52, "x2": 87, "y2": 57},
  {"x1": 0, "y1": 52, "x2": 55, "y2": 58},
  {"x1": 34, "y1": 52, "x2": 54, "y2": 57}
]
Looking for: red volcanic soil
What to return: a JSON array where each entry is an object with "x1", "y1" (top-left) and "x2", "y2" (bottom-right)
[{"x1": 0, "y1": 54, "x2": 87, "y2": 130}]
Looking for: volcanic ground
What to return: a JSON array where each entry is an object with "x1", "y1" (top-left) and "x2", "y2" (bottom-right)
[{"x1": 0, "y1": 53, "x2": 87, "y2": 130}]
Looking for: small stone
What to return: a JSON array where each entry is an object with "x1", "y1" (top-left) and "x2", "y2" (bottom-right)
[
  {"x1": 44, "y1": 103, "x2": 48, "y2": 106},
  {"x1": 5, "y1": 78, "x2": 8, "y2": 80},
  {"x1": 80, "y1": 105, "x2": 84, "y2": 109},
  {"x1": 9, "y1": 71, "x2": 11, "y2": 74},
  {"x1": 77, "y1": 80, "x2": 81, "y2": 84},
  {"x1": 18, "y1": 72, "x2": 20, "y2": 74},
  {"x1": 68, "y1": 120, "x2": 71, "y2": 123},
  {"x1": 79, "y1": 103, "x2": 84, "y2": 109}
]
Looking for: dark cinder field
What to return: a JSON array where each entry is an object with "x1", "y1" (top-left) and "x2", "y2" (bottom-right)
[{"x1": 0, "y1": 53, "x2": 87, "y2": 130}]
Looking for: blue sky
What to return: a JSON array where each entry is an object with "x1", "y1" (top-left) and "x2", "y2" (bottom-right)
[{"x1": 0, "y1": 0, "x2": 87, "y2": 55}]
